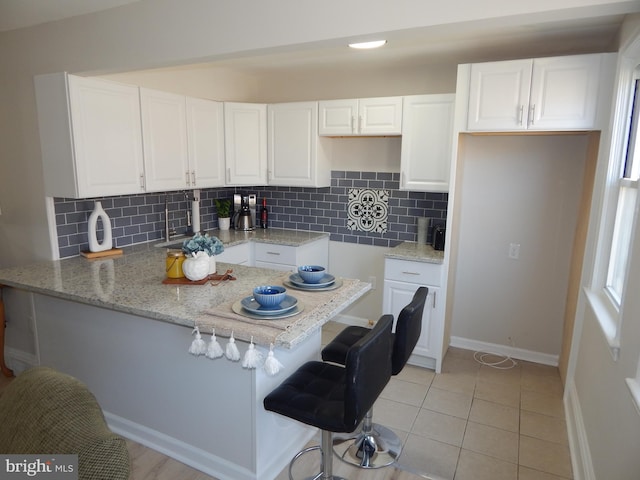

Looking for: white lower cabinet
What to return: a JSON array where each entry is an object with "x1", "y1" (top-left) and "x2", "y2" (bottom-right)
[
  {"x1": 215, "y1": 242, "x2": 251, "y2": 265},
  {"x1": 253, "y1": 237, "x2": 329, "y2": 272},
  {"x1": 383, "y1": 258, "x2": 444, "y2": 372}
]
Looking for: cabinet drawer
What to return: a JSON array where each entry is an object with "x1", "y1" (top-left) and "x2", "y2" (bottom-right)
[
  {"x1": 384, "y1": 258, "x2": 442, "y2": 286},
  {"x1": 254, "y1": 243, "x2": 297, "y2": 266}
]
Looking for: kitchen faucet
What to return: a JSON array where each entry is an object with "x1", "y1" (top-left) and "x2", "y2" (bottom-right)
[{"x1": 164, "y1": 196, "x2": 177, "y2": 241}]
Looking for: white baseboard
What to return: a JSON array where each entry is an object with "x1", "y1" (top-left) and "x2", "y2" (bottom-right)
[
  {"x1": 564, "y1": 380, "x2": 595, "y2": 480},
  {"x1": 105, "y1": 411, "x2": 316, "y2": 480},
  {"x1": 449, "y1": 336, "x2": 559, "y2": 366},
  {"x1": 5, "y1": 347, "x2": 38, "y2": 374}
]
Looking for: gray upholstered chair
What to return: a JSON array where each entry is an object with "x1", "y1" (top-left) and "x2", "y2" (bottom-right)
[{"x1": 0, "y1": 366, "x2": 130, "y2": 480}]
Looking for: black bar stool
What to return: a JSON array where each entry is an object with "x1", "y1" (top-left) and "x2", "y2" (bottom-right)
[
  {"x1": 322, "y1": 286, "x2": 428, "y2": 468},
  {"x1": 263, "y1": 314, "x2": 394, "y2": 480}
]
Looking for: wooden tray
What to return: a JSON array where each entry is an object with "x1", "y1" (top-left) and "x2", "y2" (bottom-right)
[
  {"x1": 162, "y1": 270, "x2": 235, "y2": 285},
  {"x1": 81, "y1": 248, "x2": 124, "y2": 259}
]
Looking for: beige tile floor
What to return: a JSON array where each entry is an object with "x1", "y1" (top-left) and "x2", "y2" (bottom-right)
[
  {"x1": 124, "y1": 321, "x2": 573, "y2": 479},
  {"x1": 2, "y1": 319, "x2": 572, "y2": 480}
]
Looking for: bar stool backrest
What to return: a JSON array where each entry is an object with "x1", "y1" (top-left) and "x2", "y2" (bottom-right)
[
  {"x1": 391, "y1": 287, "x2": 428, "y2": 375},
  {"x1": 344, "y1": 314, "x2": 393, "y2": 430}
]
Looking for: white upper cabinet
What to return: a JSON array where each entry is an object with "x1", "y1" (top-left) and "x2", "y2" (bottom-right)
[
  {"x1": 224, "y1": 102, "x2": 268, "y2": 186},
  {"x1": 400, "y1": 94, "x2": 455, "y2": 192},
  {"x1": 185, "y1": 97, "x2": 225, "y2": 188},
  {"x1": 140, "y1": 88, "x2": 190, "y2": 192},
  {"x1": 141, "y1": 90, "x2": 225, "y2": 191},
  {"x1": 267, "y1": 102, "x2": 331, "y2": 187},
  {"x1": 467, "y1": 53, "x2": 607, "y2": 131},
  {"x1": 318, "y1": 97, "x2": 402, "y2": 135},
  {"x1": 34, "y1": 73, "x2": 145, "y2": 198}
]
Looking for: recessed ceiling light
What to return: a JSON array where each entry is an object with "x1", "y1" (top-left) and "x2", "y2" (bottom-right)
[{"x1": 348, "y1": 40, "x2": 387, "y2": 50}]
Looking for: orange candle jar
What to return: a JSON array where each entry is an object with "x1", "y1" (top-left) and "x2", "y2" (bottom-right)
[{"x1": 166, "y1": 250, "x2": 185, "y2": 278}]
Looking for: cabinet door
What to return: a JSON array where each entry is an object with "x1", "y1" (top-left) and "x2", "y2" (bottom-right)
[
  {"x1": 186, "y1": 97, "x2": 225, "y2": 188},
  {"x1": 528, "y1": 54, "x2": 602, "y2": 130},
  {"x1": 318, "y1": 99, "x2": 358, "y2": 135},
  {"x1": 268, "y1": 102, "x2": 330, "y2": 187},
  {"x1": 359, "y1": 97, "x2": 403, "y2": 135},
  {"x1": 400, "y1": 94, "x2": 455, "y2": 192},
  {"x1": 67, "y1": 75, "x2": 145, "y2": 197},
  {"x1": 224, "y1": 102, "x2": 267, "y2": 186},
  {"x1": 140, "y1": 88, "x2": 190, "y2": 191},
  {"x1": 467, "y1": 59, "x2": 532, "y2": 131},
  {"x1": 383, "y1": 279, "x2": 440, "y2": 361}
]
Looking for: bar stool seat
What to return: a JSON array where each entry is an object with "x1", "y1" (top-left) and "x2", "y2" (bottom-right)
[
  {"x1": 322, "y1": 287, "x2": 428, "y2": 469},
  {"x1": 264, "y1": 314, "x2": 394, "y2": 480}
]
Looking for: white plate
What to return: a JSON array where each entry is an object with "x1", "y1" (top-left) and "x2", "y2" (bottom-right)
[
  {"x1": 232, "y1": 300, "x2": 304, "y2": 320},
  {"x1": 240, "y1": 295, "x2": 297, "y2": 315},
  {"x1": 289, "y1": 273, "x2": 336, "y2": 288},
  {"x1": 283, "y1": 278, "x2": 344, "y2": 292}
]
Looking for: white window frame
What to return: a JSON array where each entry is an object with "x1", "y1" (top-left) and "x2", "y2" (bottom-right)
[{"x1": 586, "y1": 38, "x2": 640, "y2": 361}]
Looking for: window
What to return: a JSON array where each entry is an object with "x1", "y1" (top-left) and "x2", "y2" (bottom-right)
[
  {"x1": 587, "y1": 52, "x2": 640, "y2": 360},
  {"x1": 607, "y1": 74, "x2": 640, "y2": 307}
]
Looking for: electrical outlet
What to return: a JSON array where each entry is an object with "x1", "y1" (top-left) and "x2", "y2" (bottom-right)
[
  {"x1": 508, "y1": 243, "x2": 520, "y2": 259},
  {"x1": 368, "y1": 276, "x2": 376, "y2": 290}
]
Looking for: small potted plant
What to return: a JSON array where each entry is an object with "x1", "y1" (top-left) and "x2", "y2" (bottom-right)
[
  {"x1": 214, "y1": 198, "x2": 232, "y2": 231},
  {"x1": 182, "y1": 233, "x2": 224, "y2": 277}
]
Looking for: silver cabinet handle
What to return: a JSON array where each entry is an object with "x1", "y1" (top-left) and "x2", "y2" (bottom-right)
[
  {"x1": 351, "y1": 116, "x2": 355, "y2": 133},
  {"x1": 266, "y1": 251, "x2": 281, "y2": 256},
  {"x1": 518, "y1": 105, "x2": 524, "y2": 126},
  {"x1": 185, "y1": 171, "x2": 190, "y2": 186},
  {"x1": 191, "y1": 171, "x2": 196, "y2": 186},
  {"x1": 401, "y1": 271, "x2": 420, "y2": 276},
  {"x1": 433, "y1": 290, "x2": 437, "y2": 308},
  {"x1": 139, "y1": 174, "x2": 145, "y2": 190},
  {"x1": 358, "y1": 115, "x2": 363, "y2": 133},
  {"x1": 227, "y1": 167, "x2": 231, "y2": 183},
  {"x1": 529, "y1": 104, "x2": 535, "y2": 126}
]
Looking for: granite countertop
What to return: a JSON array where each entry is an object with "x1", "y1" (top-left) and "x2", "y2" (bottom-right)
[
  {"x1": 385, "y1": 242, "x2": 445, "y2": 264},
  {"x1": 0, "y1": 229, "x2": 368, "y2": 349}
]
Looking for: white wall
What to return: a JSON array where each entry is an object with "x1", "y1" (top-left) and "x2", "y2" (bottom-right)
[
  {"x1": 0, "y1": 0, "x2": 631, "y2": 267},
  {"x1": 450, "y1": 134, "x2": 588, "y2": 360},
  {"x1": 565, "y1": 15, "x2": 640, "y2": 479}
]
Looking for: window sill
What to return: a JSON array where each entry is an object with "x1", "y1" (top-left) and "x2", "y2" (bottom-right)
[{"x1": 585, "y1": 287, "x2": 620, "y2": 361}]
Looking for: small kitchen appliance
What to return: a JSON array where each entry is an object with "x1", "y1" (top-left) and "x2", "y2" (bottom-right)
[
  {"x1": 233, "y1": 195, "x2": 255, "y2": 231},
  {"x1": 432, "y1": 225, "x2": 446, "y2": 251}
]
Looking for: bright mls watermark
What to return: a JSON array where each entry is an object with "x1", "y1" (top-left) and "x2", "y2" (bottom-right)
[{"x1": 0, "y1": 455, "x2": 78, "y2": 479}]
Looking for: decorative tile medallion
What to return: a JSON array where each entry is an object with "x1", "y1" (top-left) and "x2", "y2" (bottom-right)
[{"x1": 347, "y1": 188, "x2": 389, "y2": 233}]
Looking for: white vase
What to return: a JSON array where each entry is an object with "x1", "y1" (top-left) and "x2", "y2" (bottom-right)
[
  {"x1": 209, "y1": 255, "x2": 216, "y2": 275},
  {"x1": 87, "y1": 201, "x2": 113, "y2": 252},
  {"x1": 218, "y1": 217, "x2": 230, "y2": 231},
  {"x1": 182, "y1": 252, "x2": 210, "y2": 281}
]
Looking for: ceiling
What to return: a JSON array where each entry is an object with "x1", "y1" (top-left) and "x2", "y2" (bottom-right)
[
  {"x1": 0, "y1": 0, "x2": 142, "y2": 32},
  {"x1": 0, "y1": 0, "x2": 628, "y2": 74}
]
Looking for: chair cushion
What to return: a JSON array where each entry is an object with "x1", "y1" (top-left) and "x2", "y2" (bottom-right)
[
  {"x1": 321, "y1": 325, "x2": 367, "y2": 365},
  {"x1": 263, "y1": 361, "x2": 353, "y2": 432}
]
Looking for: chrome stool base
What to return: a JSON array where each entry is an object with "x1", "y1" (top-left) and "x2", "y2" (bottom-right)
[
  {"x1": 331, "y1": 411, "x2": 402, "y2": 469},
  {"x1": 288, "y1": 431, "x2": 347, "y2": 480}
]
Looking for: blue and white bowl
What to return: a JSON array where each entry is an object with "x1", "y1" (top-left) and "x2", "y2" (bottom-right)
[
  {"x1": 253, "y1": 285, "x2": 287, "y2": 308},
  {"x1": 297, "y1": 265, "x2": 326, "y2": 284}
]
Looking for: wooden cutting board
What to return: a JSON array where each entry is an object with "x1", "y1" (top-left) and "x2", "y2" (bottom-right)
[{"x1": 80, "y1": 248, "x2": 124, "y2": 259}]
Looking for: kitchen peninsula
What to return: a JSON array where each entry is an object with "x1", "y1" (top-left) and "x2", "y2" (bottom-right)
[{"x1": 0, "y1": 231, "x2": 371, "y2": 480}]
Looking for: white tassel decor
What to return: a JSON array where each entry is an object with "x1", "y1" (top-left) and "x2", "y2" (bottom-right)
[
  {"x1": 242, "y1": 337, "x2": 263, "y2": 369},
  {"x1": 225, "y1": 331, "x2": 241, "y2": 361},
  {"x1": 206, "y1": 328, "x2": 224, "y2": 359},
  {"x1": 264, "y1": 344, "x2": 284, "y2": 376},
  {"x1": 188, "y1": 326, "x2": 207, "y2": 356}
]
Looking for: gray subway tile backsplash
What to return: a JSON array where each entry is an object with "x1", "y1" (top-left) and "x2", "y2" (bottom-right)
[{"x1": 54, "y1": 171, "x2": 448, "y2": 258}]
